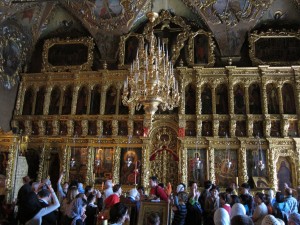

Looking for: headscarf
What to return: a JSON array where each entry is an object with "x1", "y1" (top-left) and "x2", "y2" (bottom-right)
[
  {"x1": 214, "y1": 208, "x2": 230, "y2": 225},
  {"x1": 77, "y1": 183, "x2": 85, "y2": 194},
  {"x1": 231, "y1": 215, "x2": 254, "y2": 225},
  {"x1": 176, "y1": 184, "x2": 184, "y2": 193},
  {"x1": 129, "y1": 188, "x2": 138, "y2": 199},
  {"x1": 230, "y1": 203, "x2": 246, "y2": 218},
  {"x1": 70, "y1": 198, "x2": 85, "y2": 225},
  {"x1": 261, "y1": 215, "x2": 281, "y2": 225},
  {"x1": 289, "y1": 213, "x2": 300, "y2": 225}
]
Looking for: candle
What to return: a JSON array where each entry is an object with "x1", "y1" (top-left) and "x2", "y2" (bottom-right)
[
  {"x1": 236, "y1": 177, "x2": 239, "y2": 186},
  {"x1": 101, "y1": 182, "x2": 104, "y2": 190}
]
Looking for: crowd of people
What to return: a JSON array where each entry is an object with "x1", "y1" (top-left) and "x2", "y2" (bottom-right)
[{"x1": 1, "y1": 173, "x2": 300, "y2": 225}]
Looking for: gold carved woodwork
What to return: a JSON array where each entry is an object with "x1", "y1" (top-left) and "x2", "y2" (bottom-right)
[{"x1": 42, "y1": 37, "x2": 94, "y2": 72}]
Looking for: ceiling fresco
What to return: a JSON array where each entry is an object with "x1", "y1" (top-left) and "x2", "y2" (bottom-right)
[{"x1": 0, "y1": 0, "x2": 299, "y2": 87}]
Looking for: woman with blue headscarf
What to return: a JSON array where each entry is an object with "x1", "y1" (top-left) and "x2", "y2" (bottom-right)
[{"x1": 69, "y1": 197, "x2": 87, "y2": 225}]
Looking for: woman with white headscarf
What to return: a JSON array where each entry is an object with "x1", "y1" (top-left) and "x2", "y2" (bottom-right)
[
  {"x1": 230, "y1": 203, "x2": 246, "y2": 219},
  {"x1": 214, "y1": 208, "x2": 230, "y2": 225}
]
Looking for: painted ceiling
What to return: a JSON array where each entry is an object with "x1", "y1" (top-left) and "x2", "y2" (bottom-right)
[{"x1": 0, "y1": 0, "x2": 300, "y2": 79}]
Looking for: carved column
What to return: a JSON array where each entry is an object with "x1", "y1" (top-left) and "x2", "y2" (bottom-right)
[
  {"x1": 277, "y1": 85, "x2": 284, "y2": 114},
  {"x1": 112, "y1": 120, "x2": 118, "y2": 136},
  {"x1": 112, "y1": 146, "x2": 121, "y2": 184},
  {"x1": 245, "y1": 85, "x2": 250, "y2": 114},
  {"x1": 31, "y1": 88, "x2": 38, "y2": 115},
  {"x1": 281, "y1": 117, "x2": 289, "y2": 137},
  {"x1": 14, "y1": 81, "x2": 24, "y2": 115},
  {"x1": 43, "y1": 87, "x2": 52, "y2": 115},
  {"x1": 86, "y1": 147, "x2": 95, "y2": 185},
  {"x1": 37, "y1": 144, "x2": 47, "y2": 181},
  {"x1": 24, "y1": 120, "x2": 32, "y2": 135},
  {"x1": 247, "y1": 117, "x2": 254, "y2": 137},
  {"x1": 212, "y1": 87, "x2": 216, "y2": 114},
  {"x1": 295, "y1": 147, "x2": 300, "y2": 186},
  {"x1": 62, "y1": 145, "x2": 71, "y2": 182},
  {"x1": 100, "y1": 85, "x2": 107, "y2": 115},
  {"x1": 208, "y1": 146, "x2": 215, "y2": 183},
  {"x1": 268, "y1": 147, "x2": 277, "y2": 190},
  {"x1": 292, "y1": 66, "x2": 300, "y2": 116},
  {"x1": 59, "y1": 86, "x2": 65, "y2": 115},
  {"x1": 71, "y1": 86, "x2": 80, "y2": 115},
  {"x1": 264, "y1": 115, "x2": 271, "y2": 138},
  {"x1": 196, "y1": 82, "x2": 202, "y2": 115},
  {"x1": 128, "y1": 119, "x2": 134, "y2": 137},
  {"x1": 52, "y1": 120, "x2": 59, "y2": 136},
  {"x1": 115, "y1": 88, "x2": 121, "y2": 115},
  {"x1": 262, "y1": 82, "x2": 268, "y2": 114},
  {"x1": 229, "y1": 87, "x2": 234, "y2": 115},
  {"x1": 96, "y1": 120, "x2": 103, "y2": 136},
  {"x1": 230, "y1": 117, "x2": 236, "y2": 137},
  {"x1": 86, "y1": 86, "x2": 92, "y2": 115},
  {"x1": 196, "y1": 119, "x2": 202, "y2": 137},
  {"x1": 141, "y1": 139, "x2": 151, "y2": 188},
  {"x1": 67, "y1": 120, "x2": 74, "y2": 136},
  {"x1": 213, "y1": 116, "x2": 219, "y2": 137},
  {"x1": 239, "y1": 147, "x2": 248, "y2": 184},
  {"x1": 38, "y1": 120, "x2": 46, "y2": 136},
  {"x1": 180, "y1": 145, "x2": 188, "y2": 186},
  {"x1": 81, "y1": 120, "x2": 88, "y2": 136},
  {"x1": 179, "y1": 82, "x2": 185, "y2": 115}
]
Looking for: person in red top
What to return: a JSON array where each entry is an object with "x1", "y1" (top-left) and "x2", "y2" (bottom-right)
[
  {"x1": 149, "y1": 176, "x2": 168, "y2": 201},
  {"x1": 104, "y1": 184, "x2": 122, "y2": 209}
]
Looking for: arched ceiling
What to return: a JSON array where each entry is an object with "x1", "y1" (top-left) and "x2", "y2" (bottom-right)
[{"x1": 0, "y1": 0, "x2": 300, "y2": 71}]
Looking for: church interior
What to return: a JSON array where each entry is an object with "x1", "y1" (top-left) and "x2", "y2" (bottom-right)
[{"x1": 0, "y1": 0, "x2": 300, "y2": 205}]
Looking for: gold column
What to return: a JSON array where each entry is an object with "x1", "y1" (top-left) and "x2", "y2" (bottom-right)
[
  {"x1": 212, "y1": 87, "x2": 216, "y2": 114},
  {"x1": 267, "y1": 147, "x2": 277, "y2": 190},
  {"x1": 262, "y1": 82, "x2": 268, "y2": 114},
  {"x1": 230, "y1": 117, "x2": 236, "y2": 137},
  {"x1": 292, "y1": 66, "x2": 300, "y2": 116},
  {"x1": 5, "y1": 140, "x2": 18, "y2": 203},
  {"x1": 141, "y1": 139, "x2": 150, "y2": 188},
  {"x1": 86, "y1": 85, "x2": 92, "y2": 115},
  {"x1": 281, "y1": 117, "x2": 289, "y2": 137},
  {"x1": 52, "y1": 120, "x2": 59, "y2": 136},
  {"x1": 295, "y1": 146, "x2": 300, "y2": 186},
  {"x1": 179, "y1": 82, "x2": 186, "y2": 115},
  {"x1": 37, "y1": 143, "x2": 48, "y2": 181},
  {"x1": 97, "y1": 120, "x2": 103, "y2": 136},
  {"x1": 197, "y1": 119, "x2": 202, "y2": 137},
  {"x1": 213, "y1": 116, "x2": 219, "y2": 137},
  {"x1": 239, "y1": 147, "x2": 248, "y2": 184},
  {"x1": 86, "y1": 147, "x2": 95, "y2": 185},
  {"x1": 247, "y1": 116, "x2": 253, "y2": 137},
  {"x1": 228, "y1": 87, "x2": 234, "y2": 115},
  {"x1": 208, "y1": 146, "x2": 215, "y2": 183},
  {"x1": 24, "y1": 120, "x2": 32, "y2": 135},
  {"x1": 128, "y1": 119, "x2": 134, "y2": 137},
  {"x1": 264, "y1": 116, "x2": 271, "y2": 137},
  {"x1": 112, "y1": 146, "x2": 121, "y2": 184},
  {"x1": 115, "y1": 88, "x2": 121, "y2": 115},
  {"x1": 100, "y1": 85, "x2": 107, "y2": 115},
  {"x1": 58, "y1": 86, "x2": 65, "y2": 115},
  {"x1": 71, "y1": 86, "x2": 80, "y2": 115},
  {"x1": 38, "y1": 120, "x2": 46, "y2": 136},
  {"x1": 196, "y1": 79, "x2": 202, "y2": 115},
  {"x1": 245, "y1": 85, "x2": 250, "y2": 114},
  {"x1": 277, "y1": 84, "x2": 284, "y2": 114},
  {"x1": 112, "y1": 120, "x2": 118, "y2": 136},
  {"x1": 180, "y1": 144, "x2": 188, "y2": 186},
  {"x1": 14, "y1": 81, "x2": 24, "y2": 115},
  {"x1": 67, "y1": 120, "x2": 74, "y2": 136},
  {"x1": 31, "y1": 88, "x2": 38, "y2": 115},
  {"x1": 63, "y1": 145, "x2": 71, "y2": 182},
  {"x1": 43, "y1": 87, "x2": 52, "y2": 115},
  {"x1": 82, "y1": 120, "x2": 88, "y2": 136}
]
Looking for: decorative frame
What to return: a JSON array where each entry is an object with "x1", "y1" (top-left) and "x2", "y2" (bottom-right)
[
  {"x1": 42, "y1": 37, "x2": 94, "y2": 72},
  {"x1": 187, "y1": 148, "x2": 208, "y2": 186},
  {"x1": 137, "y1": 201, "x2": 170, "y2": 225},
  {"x1": 249, "y1": 30, "x2": 300, "y2": 66},
  {"x1": 118, "y1": 33, "x2": 144, "y2": 68},
  {"x1": 188, "y1": 30, "x2": 215, "y2": 67}
]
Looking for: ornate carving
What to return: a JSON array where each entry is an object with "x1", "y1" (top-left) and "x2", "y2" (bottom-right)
[{"x1": 112, "y1": 146, "x2": 121, "y2": 184}]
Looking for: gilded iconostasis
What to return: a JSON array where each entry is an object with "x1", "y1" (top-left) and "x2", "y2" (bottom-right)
[{"x1": 0, "y1": 0, "x2": 300, "y2": 202}]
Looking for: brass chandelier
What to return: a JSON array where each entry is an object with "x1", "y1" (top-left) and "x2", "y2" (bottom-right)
[{"x1": 122, "y1": 12, "x2": 180, "y2": 116}]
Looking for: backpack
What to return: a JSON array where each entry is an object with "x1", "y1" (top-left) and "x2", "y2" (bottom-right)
[{"x1": 274, "y1": 203, "x2": 288, "y2": 224}]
